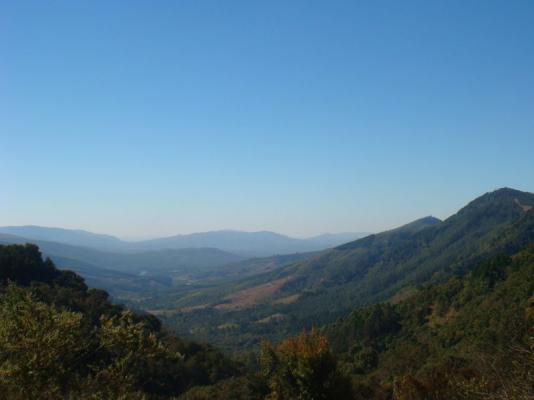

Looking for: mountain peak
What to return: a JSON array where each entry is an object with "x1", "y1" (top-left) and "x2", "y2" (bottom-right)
[
  {"x1": 492, "y1": 187, "x2": 527, "y2": 195},
  {"x1": 482, "y1": 187, "x2": 533, "y2": 200},
  {"x1": 459, "y1": 187, "x2": 534, "y2": 215},
  {"x1": 391, "y1": 216, "x2": 442, "y2": 234}
]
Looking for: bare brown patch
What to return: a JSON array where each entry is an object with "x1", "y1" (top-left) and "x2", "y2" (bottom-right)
[
  {"x1": 427, "y1": 305, "x2": 458, "y2": 328},
  {"x1": 214, "y1": 277, "x2": 293, "y2": 311},
  {"x1": 257, "y1": 313, "x2": 287, "y2": 324},
  {"x1": 273, "y1": 293, "x2": 301, "y2": 305},
  {"x1": 146, "y1": 303, "x2": 210, "y2": 316},
  {"x1": 514, "y1": 198, "x2": 532, "y2": 213},
  {"x1": 179, "y1": 304, "x2": 210, "y2": 313},
  {"x1": 146, "y1": 309, "x2": 179, "y2": 317},
  {"x1": 389, "y1": 287, "x2": 418, "y2": 304}
]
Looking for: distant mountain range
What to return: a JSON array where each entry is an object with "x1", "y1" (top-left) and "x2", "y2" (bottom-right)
[
  {"x1": 0, "y1": 226, "x2": 368, "y2": 296},
  {"x1": 0, "y1": 226, "x2": 370, "y2": 257},
  {"x1": 136, "y1": 230, "x2": 370, "y2": 257}
]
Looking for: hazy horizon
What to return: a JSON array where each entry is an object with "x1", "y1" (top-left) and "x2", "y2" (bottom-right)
[
  {"x1": 2, "y1": 1, "x2": 533, "y2": 237},
  {"x1": 0, "y1": 223, "x2": 376, "y2": 242},
  {"x1": 1, "y1": 187, "x2": 532, "y2": 238}
]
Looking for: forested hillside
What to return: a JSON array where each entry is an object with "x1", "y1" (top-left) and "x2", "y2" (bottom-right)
[
  {"x1": 0, "y1": 244, "x2": 240, "y2": 399},
  {"x1": 1, "y1": 238, "x2": 533, "y2": 399},
  {"x1": 324, "y1": 244, "x2": 534, "y2": 399},
  {"x1": 0, "y1": 234, "x2": 246, "y2": 297},
  {"x1": 147, "y1": 188, "x2": 534, "y2": 351}
]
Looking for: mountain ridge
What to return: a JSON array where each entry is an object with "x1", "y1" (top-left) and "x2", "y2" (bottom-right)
[
  {"x1": 0, "y1": 226, "x2": 370, "y2": 257},
  {"x1": 153, "y1": 188, "x2": 534, "y2": 351}
]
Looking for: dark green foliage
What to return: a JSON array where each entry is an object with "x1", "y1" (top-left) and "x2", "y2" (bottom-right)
[
  {"x1": 178, "y1": 376, "x2": 269, "y2": 400},
  {"x1": 471, "y1": 253, "x2": 510, "y2": 287},
  {"x1": 259, "y1": 330, "x2": 353, "y2": 400},
  {"x1": 0, "y1": 243, "x2": 60, "y2": 285},
  {"x1": 324, "y1": 244, "x2": 534, "y2": 399},
  {"x1": 0, "y1": 244, "x2": 241, "y2": 399}
]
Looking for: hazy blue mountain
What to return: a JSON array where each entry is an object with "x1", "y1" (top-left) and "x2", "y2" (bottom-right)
[
  {"x1": 135, "y1": 230, "x2": 369, "y2": 256},
  {"x1": 0, "y1": 226, "x2": 370, "y2": 256},
  {"x1": 0, "y1": 225, "x2": 125, "y2": 251},
  {"x1": 0, "y1": 233, "x2": 243, "y2": 295}
]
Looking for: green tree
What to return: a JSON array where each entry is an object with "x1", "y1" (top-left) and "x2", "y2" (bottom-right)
[
  {"x1": 259, "y1": 329, "x2": 352, "y2": 400},
  {"x1": 89, "y1": 311, "x2": 184, "y2": 398},
  {"x1": 0, "y1": 284, "x2": 89, "y2": 399}
]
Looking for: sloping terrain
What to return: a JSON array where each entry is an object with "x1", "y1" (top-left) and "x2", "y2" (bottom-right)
[
  {"x1": 0, "y1": 244, "x2": 241, "y2": 399},
  {"x1": 153, "y1": 188, "x2": 534, "y2": 351},
  {"x1": 323, "y1": 244, "x2": 534, "y2": 399}
]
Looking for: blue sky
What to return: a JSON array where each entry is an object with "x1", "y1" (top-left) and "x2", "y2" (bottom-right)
[{"x1": 1, "y1": 0, "x2": 533, "y2": 238}]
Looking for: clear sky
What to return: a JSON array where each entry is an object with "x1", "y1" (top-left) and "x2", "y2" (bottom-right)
[{"x1": 1, "y1": 1, "x2": 533, "y2": 238}]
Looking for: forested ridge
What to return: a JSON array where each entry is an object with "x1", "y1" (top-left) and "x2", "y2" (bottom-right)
[{"x1": 152, "y1": 188, "x2": 534, "y2": 352}]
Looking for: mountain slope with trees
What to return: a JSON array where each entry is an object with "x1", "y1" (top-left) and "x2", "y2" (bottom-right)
[
  {"x1": 0, "y1": 244, "x2": 241, "y2": 399},
  {"x1": 174, "y1": 242, "x2": 534, "y2": 399},
  {"x1": 324, "y1": 243, "x2": 534, "y2": 399},
  {"x1": 153, "y1": 188, "x2": 534, "y2": 351}
]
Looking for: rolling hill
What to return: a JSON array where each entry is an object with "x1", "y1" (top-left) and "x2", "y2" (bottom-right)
[
  {"x1": 0, "y1": 234, "x2": 244, "y2": 296},
  {"x1": 0, "y1": 226, "x2": 125, "y2": 251},
  {"x1": 0, "y1": 226, "x2": 369, "y2": 257},
  {"x1": 323, "y1": 243, "x2": 534, "y2": 399},
  {"x1": 137, "y1": 230, "x2": 369, "y2": 257}
]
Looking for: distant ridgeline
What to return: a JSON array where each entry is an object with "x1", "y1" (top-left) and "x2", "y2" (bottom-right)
[{"x1": 156, "y1": 188, "x2": 534, "y2": 351}]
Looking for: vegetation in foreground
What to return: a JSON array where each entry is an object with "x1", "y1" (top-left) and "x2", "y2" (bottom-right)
[{"x1": 0, "y1": 244, "x2": 239, "y2": 399}]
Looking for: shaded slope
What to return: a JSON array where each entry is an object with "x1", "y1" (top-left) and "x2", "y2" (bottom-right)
[
  {"x1": 323, "y1": 244, "x2": 534, "y2": 399},
  {"x1": 256, "y1": 188, "x2": 534, "y2": 321},
  {"x1": 0, "y1": 244, "x2": 241, "y2": 399}
]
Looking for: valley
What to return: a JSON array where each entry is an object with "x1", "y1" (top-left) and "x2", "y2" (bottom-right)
[
  {"x1": 2, "y1": 188, "x2": 533, "y2": 399},
  {"x1": 128, "y1": 188, "x2": 534, "y2": 352}
]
